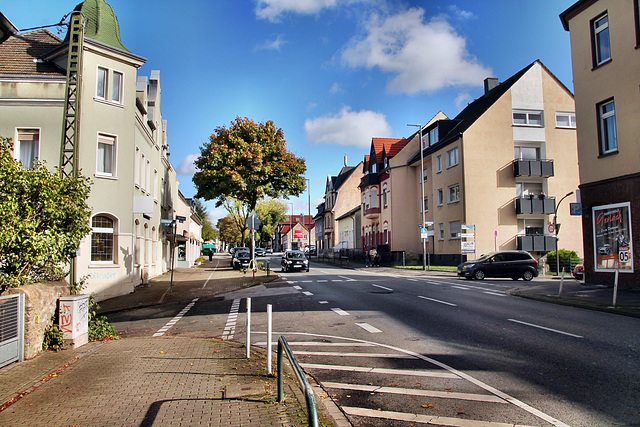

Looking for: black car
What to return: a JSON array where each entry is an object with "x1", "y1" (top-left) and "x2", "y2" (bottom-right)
[
  {"x1": 457, "y1": 250, "x2": 539, "y2": 281},
  {"x1": 231, "y1": 250, "x2": 251, "y2": 270},
  {"x1": 281, "y1": 250, "x2": 309, "y2": 272}
]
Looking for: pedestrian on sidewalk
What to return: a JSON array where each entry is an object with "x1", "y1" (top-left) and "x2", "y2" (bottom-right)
[{"x1": 208, "y1": 248, "x2": 213, "y2": 261}]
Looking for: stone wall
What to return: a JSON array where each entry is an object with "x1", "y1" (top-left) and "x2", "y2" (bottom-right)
[{"x1": 7, "y1": 282, "x2": 69, "y2": 360}]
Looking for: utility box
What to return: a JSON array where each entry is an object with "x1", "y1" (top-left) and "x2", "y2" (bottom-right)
[{"x1": 59, "y1": 295, "x2": 89, "y2": 348}]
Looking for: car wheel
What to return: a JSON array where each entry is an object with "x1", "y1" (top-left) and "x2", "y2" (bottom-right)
[
  {"x1": 522, "y1": 270, "x2": 534, "y2": 281},
  {"x1": 474, "y1": 269, "x2": 485, "y2": 280}
]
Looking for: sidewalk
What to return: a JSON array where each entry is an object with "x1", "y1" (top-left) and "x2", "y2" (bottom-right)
[{"x1": 0, "y1": 254, "x2": 321, "y2": 426}]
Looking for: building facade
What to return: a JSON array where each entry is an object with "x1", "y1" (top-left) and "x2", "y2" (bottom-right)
[
  {"x1": 0, "y1": 0, "x2": 200, "y2": 299},
  {"x1": 561, "y1": 0, "x2": 640, "y2": 287}
]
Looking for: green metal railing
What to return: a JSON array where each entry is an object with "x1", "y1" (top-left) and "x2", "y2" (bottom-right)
[{"x1": 277, "y1": 336, "x2": 319, "y2": 427}]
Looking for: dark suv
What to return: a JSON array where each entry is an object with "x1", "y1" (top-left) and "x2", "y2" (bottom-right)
[{"x1": 457, "y1": 251, "x2": 539, "y2": 281}]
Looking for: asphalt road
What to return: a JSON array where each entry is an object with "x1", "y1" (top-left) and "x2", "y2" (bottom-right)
[{"x1": 107, "y1": 257, "x2": 640, "y2": 426}]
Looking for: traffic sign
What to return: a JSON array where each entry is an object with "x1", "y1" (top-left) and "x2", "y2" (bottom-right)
[
  {"x1": 160, "y1": 219, "x2": 174, "y2": 225},
  {"x1": 570, "y1": 203, "x2": 582, "y2": 216},
  {"x1": 246, "y1": 210, "x2": 261, "y2": 230},
  {"x1": 176, "y1": 215, "x2": 186, "y2": 222}
]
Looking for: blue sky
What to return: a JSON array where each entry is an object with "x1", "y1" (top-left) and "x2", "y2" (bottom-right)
[{"x1": 3, "y1": 0, "x2": 576, "y2": 226}]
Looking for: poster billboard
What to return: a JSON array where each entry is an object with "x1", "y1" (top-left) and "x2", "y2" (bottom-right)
[
  {"x1": 294, "y1": 230, "x2": 303, "y2": 239},
  {"x1": 593, "y1": 202, "x2": 633, "y2": 272}
]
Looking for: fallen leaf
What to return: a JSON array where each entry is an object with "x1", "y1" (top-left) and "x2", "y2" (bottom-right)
[{"x1": 421, "y1": 404, "x2": 434, "y2": 409}]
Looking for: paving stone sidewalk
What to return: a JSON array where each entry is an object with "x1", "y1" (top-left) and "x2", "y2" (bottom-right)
[{"x1": 0, "y1": 336, "x2": 310, "y2": 426}]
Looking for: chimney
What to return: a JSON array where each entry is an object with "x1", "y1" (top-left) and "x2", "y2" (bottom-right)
[
  {"x1": 484, "y1": 77, "x2": 499, "y2": 95},
  {"x1": 344, "y1": 155, "x2": 348, "y2": 166}
]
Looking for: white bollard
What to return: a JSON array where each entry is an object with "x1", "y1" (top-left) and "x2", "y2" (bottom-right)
[
  {"x1": 246, "y1": 297, "x2": 251, "y2": 359},
  {"x1": 613, "y1": 269, "x2": 619, "y2": 307},
  {"x1": 267, "y1": 304, "x2": 273, "y2": 374},
  {"x1": 558, "y1": 267, "x2": 565, "y2": 297}
]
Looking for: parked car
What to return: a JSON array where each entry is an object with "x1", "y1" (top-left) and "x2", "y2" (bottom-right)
[
  {"x1": 231, "y1": 250, "x2": 251, "y2": 270},
  {"x1": 572, "y1": 264, "x2": 584, "y2": 280},
  {"x1": 265, "y1": 247, "x2": 273, "y2": 254},
  {"x1": 281, "y1": 250, "x2": 309, "y2": 272},
  {"x1": 304, "y1": 245, "x2": 317, "y2": 256},
  {"x1": 457, "y1": 250, "x2": 539, "y2": 281},
  {"x1": 255, "y1": 248, "x2": 266, "y2": 257}
]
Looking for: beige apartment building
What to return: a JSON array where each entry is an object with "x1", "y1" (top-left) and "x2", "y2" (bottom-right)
[
  {"x1": 0, "y1": 0, "x2": 200, "y2": 299},
  {"x1": 321, "y1": 161, "x2": 364, "y2": 251},
  {"x1": 561, "y1": 0, "x2": 640, "y2": 287},
  {"x1": 361, "y1": 61, "x2": 582, "y2": 265}
]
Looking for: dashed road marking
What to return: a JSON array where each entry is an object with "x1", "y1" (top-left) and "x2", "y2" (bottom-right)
[
  {"x1": 418, "y1": 295, "x2": 457, "y2": 306},
  {"x1": 302, "y1": 291, "x2": 314, "y2": 296},
  {"x1": 300, "y1": 363, "x2": 459, "y2": 379},
  {"x1": 372, "y1": 284, "x2": 393, "y2": 291},
  {"x1": 331, "y1": 308, "x2": 350, "y2": 316},
  {"x1": 153, "y1": 298, "x2": 198, "y2": 337},
  {"x1": 508, "y1": 319, "x2": 583, "y2": 338},
  {"x1": 355, "y1": 322, "x2": 382, "y2": 333},
  {"x1": 221, "y1": 298, "x2": 241, "y2": 341}
]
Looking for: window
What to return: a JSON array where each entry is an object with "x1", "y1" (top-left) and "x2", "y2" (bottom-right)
[
  {"x1": 449, "y1": 220, "x2": 461, "y2": 240},
  {"x1": 384, "y1": 223, "x2": 389, "y2": 244},
  {"x1": 423, "y1": 196, "x2": 428, "y2": 212},
  {"x1": 598, "y1": 99, "x2": 617, "y2": 154},
  {"x1": 112, "y1": 71, "x2": 123, "y2": 103},
  {"x1": 516, "y1": 182, "x2": 543, "y2": 198},
  {"x1": 371, "y1": 188, "x2": 378, "y2": 208},
  {"x1": 96, "y1": 67, "x2": 108, "y2": 99},
  {"x1": 371, "y1": 163, "x2": 377, "y2": 173},
  {"x1": 134, "y1": 147, "x2": 140, "y2": 186},
  {"x1": 154, "y1": 170, "x2": 159, "y2": 201},
  {"x1": 437, "y1": 189, "x2": 443, "y2": 206},
  {"x1": 97, "y1": 134, "x2": 116, "y2": 176},
  {"x1": 635, "y1": 0, "x2": 640, "y2": 46},
  {"x1": 513, "y1": 110, "x2": 544, "y2": 127},
  {"x1": 446, "y1": 147, "x2": 459, "y2": 168},
  {"x1": 448, "y1": 184, "x2": 460, "y2": 203},
  {"x1": 422, "y1": 167, "x2": 428, "y2": 182},
  {"x1": 96, "y1": 66, "x2": 124, "y2": 103},
  {"x1": 365, "y1": 190, "x2": 370, "y2": 210},
  {"x1": 421, "y1": 133, "x2": 428, "y2": 149},
  {"x1": 555, "y1": 112, "x2": 576, "y2": 129},
  {"x1": 514, "y1": 146, "x2": 540, "y2": 160},
  {"x1": 422, "y1": 127, "x2": 439, "y2": 148},
  {"x1": 91, "y1": 215, "x2": 115, "y2": 262},
  {"x1": 435, "y1": 155, "x2": 442, "y2": 173},
  {"x1": 382, "y1": 187, "x2": 388, "y2": 207},
  {"x1": 438, "y1": 223, "x2": 444, "y2": 240},
  {"x1": 16, "y1": 129, "x2": 40, "y2": 169},
  {"x1": 593, "y1": 13, "x2": 611, "y2": 66}
]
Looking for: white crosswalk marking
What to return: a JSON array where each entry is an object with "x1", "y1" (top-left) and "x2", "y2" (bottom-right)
[{"x1": 153, "y1": 298, "x2": 198, "y2": 337}]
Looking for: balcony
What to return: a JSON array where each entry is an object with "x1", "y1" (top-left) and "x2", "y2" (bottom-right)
[
  {"x1": 515, "y1": 197, "x2": 555, "y2": 215},
  {"x1": 513, "y1": 159, "x2": 554, "y2": 177},
  {"x1": 360, "y1": 173, "x2": 379, "y2": 188},
  {"x1": 363, "y1": 206, "x2": 380, "y2": 219},
  {"x1": 516, "y1": 234, "x2": 557, "y2": 252}
]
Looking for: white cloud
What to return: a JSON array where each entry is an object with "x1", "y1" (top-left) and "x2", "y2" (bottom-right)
[
  {"x1": 341, "y1": 8, "x2": 492, "y2": 94},
  {"x1": 255, "y1": 34, "x2": 287, "y2": 51},
  {"x1": 329, "y1": 82, "x2": 343, "y2": 93},
  {"x1": 177, "y1": 154, "x2": 198, "y2": 175},
  {"x1": 256, "y1": 0, "x2": 338, "y2": 22},
  {"x1": 448, "y1": 5, "x2": 475, "y2": 21},
  {"x1": 455, "y1": 92, "x2": 472, "y2": 108},
  {"x1": 304, "y1": 106, "x2": 392, "y2": 147}
]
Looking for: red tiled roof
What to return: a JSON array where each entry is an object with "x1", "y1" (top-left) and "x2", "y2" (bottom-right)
[
  {"x1": 0, "y1": 29, "x2": 65, "y2": 76},
  {"x1": 371, "y1": 137, "x2": 409, "y2": 160}
]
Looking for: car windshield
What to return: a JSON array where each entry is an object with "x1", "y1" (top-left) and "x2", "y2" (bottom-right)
[
  {"x1": 286, "y1": 252, "x2": 304, "y2": 259},
  {"x1": 237, "y1": 251, "x2": 250, "y2": 257}
]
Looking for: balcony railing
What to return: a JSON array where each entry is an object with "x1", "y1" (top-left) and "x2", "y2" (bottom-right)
[
  {"x1": 513, "y1": 159, "x2": 554, "y2": 177},
  {"x1": 515, "y1": 197, "x2": 555, "y2": 215},
  {"x1": 363, "y1": 206, "x2": 380, "y2": 218},
  {"x1": 516, "y1": 234, "x2": 557, "y2": 252}
]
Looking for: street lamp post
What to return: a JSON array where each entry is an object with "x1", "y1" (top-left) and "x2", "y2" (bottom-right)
[
  {"x1": 287, "y1": 202, "x2": 294, "y2": 251},
  {"x1": 408, "y1": 124, "x2": 427, "y2": 270},
  {"x1": 554, "y1": 191, "x2": 574, "y2": 275},
  {"x1": 306, "y1": 179, "x2": 311, "y2": 253}
]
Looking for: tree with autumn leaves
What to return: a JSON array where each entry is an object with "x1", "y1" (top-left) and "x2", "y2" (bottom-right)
[{"x1": 193, "y1": 117, "x2": 306, "y2": 229}]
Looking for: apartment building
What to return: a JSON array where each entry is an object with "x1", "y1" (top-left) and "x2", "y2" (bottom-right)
[
  {"x1": 361, "y1": 61, "x2": 582, "y2": 264},
  {"x1": 561, "y1": 0, "x2": 640, "y2": 286},
  {"x1": 322, "y1": 161, "x2": 364, "y2": 252},
  {"x1": 0, "y1": 0, "x2": 200, "y2": 299}
]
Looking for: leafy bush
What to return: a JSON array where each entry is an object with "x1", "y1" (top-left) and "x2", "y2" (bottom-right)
[
  {"x1": 0, "y1": 136, "x2": 91, "y2": 293},
  {"x1": 546, "y1": 249, "x2": 582, "y2": 274},
  {"x1": 43, "y1": 321, "x2": 66, "y2": 351},
  {"x1": 87, "y1": 294, "x2": 119, "y2": 342}
]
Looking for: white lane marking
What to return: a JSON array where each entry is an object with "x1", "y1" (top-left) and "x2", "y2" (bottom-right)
[
  {"x1": 452, "y1": 285, "x2": 471, "y2": 290},
  {"x1": 483, "y1": 291, "x2": 507, "y2": 297},
  {"x1": 458, "y1": 284, "x2": 507, "y2": 293},
  {"x1": 408, "y1": 278, "x2": 419, "y2": 282},
  {"x1": 331, "y1": 279, "x2": 343, "y2": 282},
  {"x1": 331, "y1": 308, "x2": 350, "y2": 316},
  {"x1": 201, "y1": 270, "x2": 216, "y2": 289},
  {"x1": 293, "y1": 285, "x2": 302, "y2": 290},
  {"x1": 293, "y1": 351, "x2": 411, "y2": 358},
  {"x1": 338, "y1": 275, "x2": 357, "y2": 282},
  {"x1": 301, "y1": 280, "x2": 313, "y2": 283},
  {"x1": 423, "y1": 279, "x2": 446, "y2": 285},
  {"x1": 355, "y1": 322, "x2": 382, "y2": 333},
  {"x1": 302, "y1": 291, "x2": 314, "y2": 296},
  {"x1": 153, "y1": 298, "x2": 199, "y2": 337},
  {"x1": 221, "y1": 298, "x2": 241, "y2": 341},
  {"x1": 508, "y1": 319, "x2": 583, "y2": 338},
  {"x1": 299, "y1": 363, "x2": 459, "y2": 379},
  {"x1": 274, "y1": 331, "x2": 570, "y2": 427},
  {"x1": 317, "y1": 280, "x2": 328, "y2": 283},
  {"x1": 418, "y1": 295, "x2": 457, "y2": 306},
  {"x1": 324, "y1": 382, "x2": 506, "y2": 403},
  {"x1": 319, "y1": 301, "x2": 329, "y2": 304},
  {"x1": 341, "y1": 407, "x2": 539, "y2": 427},
  {"x1": 372, "y1": 284, "x2": 393, "y2": 291},
  {"x1": 287, "y1": 281, "x2": 297, "y2": 284},
  {"x1": 255, "y1": 341, "x2": 375, "y2": 347}
]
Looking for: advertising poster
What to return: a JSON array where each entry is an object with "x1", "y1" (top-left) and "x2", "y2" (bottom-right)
[{"x1": 593, "y1": 202, "x2": 633, "y2": 272}]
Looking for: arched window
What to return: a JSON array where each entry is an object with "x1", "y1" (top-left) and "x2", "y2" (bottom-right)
[{"x1": 91, "y1": 215, "x2": 115, "y2": 262}]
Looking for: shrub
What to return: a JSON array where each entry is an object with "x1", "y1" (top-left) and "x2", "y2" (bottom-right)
[{"x1": 546, "y1": 249, "x2": 582, "y2": 274}]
